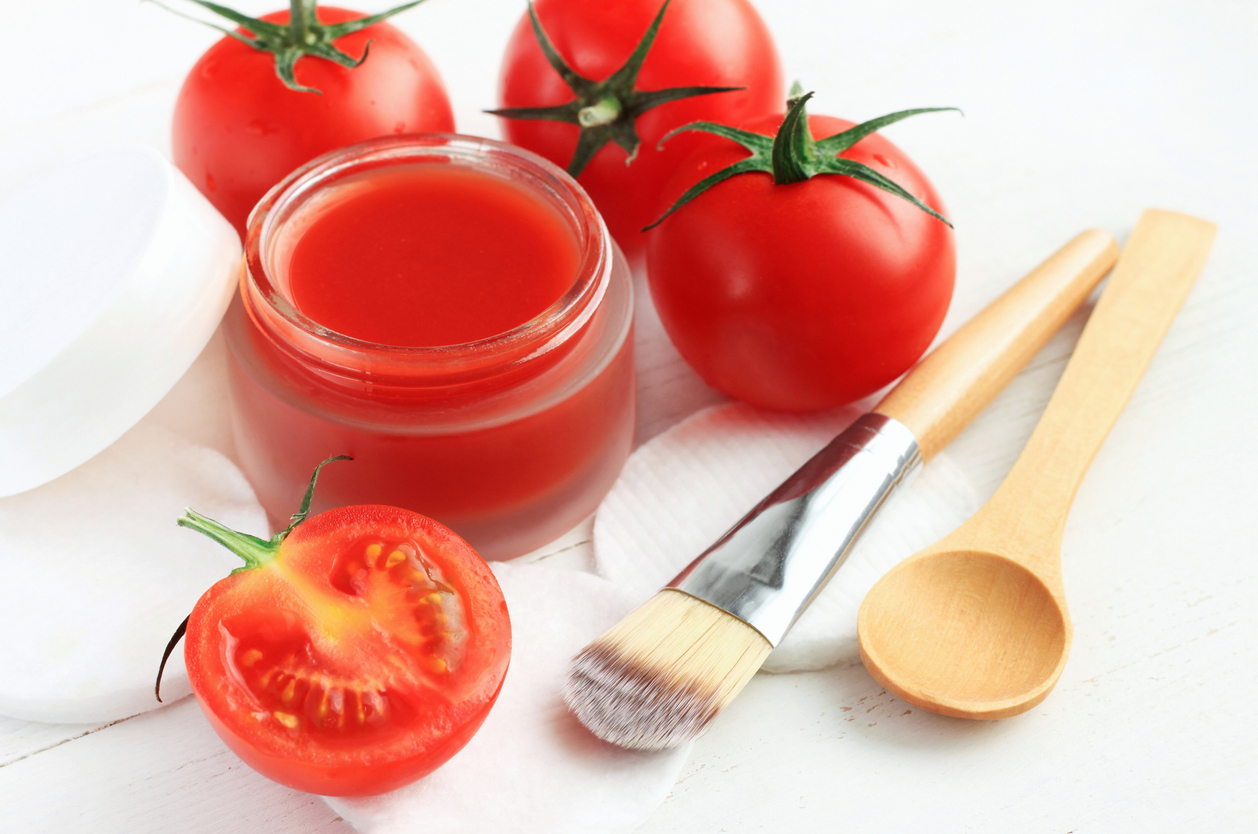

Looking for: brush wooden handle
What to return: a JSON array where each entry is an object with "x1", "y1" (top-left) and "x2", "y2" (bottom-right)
[
  {"x1": 874, "y1": 229, "x2": 1119, "y2": 462},
  {"x1": 976, "y1": 209, "x2": 1216, "y2": 562}
]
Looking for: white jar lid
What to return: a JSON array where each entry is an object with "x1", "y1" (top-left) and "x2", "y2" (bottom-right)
[{"x1": 0, "y1": 146, "x2": 240, "y2": 496}]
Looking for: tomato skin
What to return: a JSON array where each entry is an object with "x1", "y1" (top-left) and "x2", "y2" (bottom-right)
[
  {"x1": 195, "y1": 680, "x2": 500, "y2": 796},
  {"x1": 646, "y1": 113, "x2": 955, "y2": 412},
  {"x1": 185, "y1": 504, "x2": 510, "y2": 797},
  {"x1": 172, "y1": 7, "x2": 454, "y2": 236},
  {"x1": 497, "y1": 0, "x2": 783, "y2": 262}
]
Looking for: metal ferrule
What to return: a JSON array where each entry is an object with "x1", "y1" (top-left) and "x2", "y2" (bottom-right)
[{"x1": 666, "y1": 413, "x2": 922, "y2": 647}]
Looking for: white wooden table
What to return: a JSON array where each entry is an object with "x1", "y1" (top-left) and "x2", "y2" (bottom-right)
[{"x1": 2, "y1": 1, "x2": 1255, "y2": 830}]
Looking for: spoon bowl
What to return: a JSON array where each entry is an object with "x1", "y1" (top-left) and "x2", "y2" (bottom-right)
[{"x1": 859, "y1": 549, "x2": 1071, "y2": 719}]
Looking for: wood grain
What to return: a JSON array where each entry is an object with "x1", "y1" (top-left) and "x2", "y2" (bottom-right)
[
  {"x1": 875, "y1": 229, "x2": 1119, "y2": 461},
  {"x1": 976, "y1": 210, "x2": 1217, "y2": 567},
  {"x1": 859, "y1": 209, "x2": 1217, "y2": 720}
]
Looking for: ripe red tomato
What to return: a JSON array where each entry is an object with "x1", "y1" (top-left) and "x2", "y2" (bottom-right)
[
  {"x1": 172, "y1": 6, "x2": 454, "y2": 236},
  {"x1": 497, "y1": 0, "x2": 782, "y2": 262},
  {"x1": 646, "y1": 112, "x2": 955, "y2": 411},
  {"x1": 175, "y1": 478, "x2": 510, "y2": 796}
]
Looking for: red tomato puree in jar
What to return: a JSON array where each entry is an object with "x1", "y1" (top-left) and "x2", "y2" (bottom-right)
[
  {"x1": 224, "y1": 135, "x2": 635, "y2": 560},
  {"x1": 286, "y1": 166, "x2": 579, "y2": 348}
]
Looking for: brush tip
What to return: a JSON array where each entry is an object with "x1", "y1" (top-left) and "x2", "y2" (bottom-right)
[
  {"x1": 562, "y1": 590, "x2": 772, "y2": 751},
  {"x1": 564, "y1": 643, "x2": 718, "y2": 751}
]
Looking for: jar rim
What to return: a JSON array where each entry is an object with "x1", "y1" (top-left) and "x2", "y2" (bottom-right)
[{"x1": 241, "y1": 133, "x2": 612, "y2": 384}]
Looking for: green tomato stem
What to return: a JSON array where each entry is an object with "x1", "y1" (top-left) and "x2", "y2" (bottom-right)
[
  {"x1": 578, "y1": 96, "x2": 624, "y2": 128},
  {"x1": 290, "y1": 0, "x2": 311, "y2": 43},
  {"x1": 156, "y1": 456, "x2": 353, "y2": 704},
  {"x1": 485, "y1": 0, "x2": 742, "y2": 177},
  {"x1": 153, "y1": 0, "x2": 432, "y2": 93},
  {"x1": 644, "y1": 84, "x2": 959, "y2": 230},
  {"x1": 177, "y1": 510, "x2": 279, "y2": 574}
]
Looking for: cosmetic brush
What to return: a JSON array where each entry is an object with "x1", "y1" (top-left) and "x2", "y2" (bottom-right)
[{"x1": 564, "y1": 229, "x2": 1119, "y2": 750}]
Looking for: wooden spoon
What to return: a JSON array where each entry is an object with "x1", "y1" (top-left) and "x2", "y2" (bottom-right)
[{"x1": 858, "y1": 209, "x2": 1217, "y2": 719}]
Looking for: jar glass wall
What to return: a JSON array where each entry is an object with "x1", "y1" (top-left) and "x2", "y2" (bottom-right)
[{"x1": 224, "y1": 134, "x2": 635, "y2": 560}]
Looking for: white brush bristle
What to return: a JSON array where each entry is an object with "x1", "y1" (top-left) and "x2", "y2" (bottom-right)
[{"x1": 563, "y1": 589, "x2": 772, "y2": 750}]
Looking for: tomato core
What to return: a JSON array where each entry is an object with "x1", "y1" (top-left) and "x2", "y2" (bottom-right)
[
  {"x1": 221, "y1": 535, "x2": 467, "y2": 747},
  {"x1": 283, "y1": 165, "x2": 580, "y2": 347}
]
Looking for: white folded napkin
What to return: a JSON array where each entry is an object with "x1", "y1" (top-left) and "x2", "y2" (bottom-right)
[
  {"x1": 0, "y1": 335, "x2": 266, "y2": 723},
  {"x1": 593, "y1": 402, "x2": 981, "y2": 672},
  {"x1": 327, "y1": 562, "x2": 690, "y2": 834}
]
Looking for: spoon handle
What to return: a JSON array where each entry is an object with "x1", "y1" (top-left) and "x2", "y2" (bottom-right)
[
  {"x1": 875, "y1": 229, "x2": 1118, "y2": 461},
  {"x1": 982, "y1": 209, "x2": 1216, "y2": 564}
]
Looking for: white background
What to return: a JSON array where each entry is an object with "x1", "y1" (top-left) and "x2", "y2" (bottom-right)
[{"x1": 1, "y1": 0, "x2": 1256, "y2": 831}]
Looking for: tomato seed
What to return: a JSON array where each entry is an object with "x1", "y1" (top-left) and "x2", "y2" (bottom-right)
[
  {"x1": 353, "y1": 691, "x2": 366, "y2": 725},
  {"x1": 273, "y1": 711, "x2": 299, "y2": 729}
]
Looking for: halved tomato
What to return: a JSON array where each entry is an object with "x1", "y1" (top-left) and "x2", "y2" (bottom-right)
[{"x1": 168, "y1": 460, "x2": 511, "y2": 796}]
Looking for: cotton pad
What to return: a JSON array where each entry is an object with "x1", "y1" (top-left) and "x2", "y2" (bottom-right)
[
  {"x1": 0, "y1": 355, "x2": 265, "y2": 724},
  {"x1": 593, "y1": 403, "x2": 982, "y2": 673},
  {"x1": 595, "y1": 402, "x2": 861, "y2": 599},
  {"x1": 328, "y1": 562, "x2": 691, "y2": 834}
]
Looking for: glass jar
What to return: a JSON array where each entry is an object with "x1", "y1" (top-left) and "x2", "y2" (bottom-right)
[{"x1": 223, "y1": 134, "x2": 634, "y2": 560}]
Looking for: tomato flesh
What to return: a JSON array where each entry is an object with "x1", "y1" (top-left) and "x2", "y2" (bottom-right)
[{"x1": 186, "y1": 506, "x2": 510, "y2": 796}]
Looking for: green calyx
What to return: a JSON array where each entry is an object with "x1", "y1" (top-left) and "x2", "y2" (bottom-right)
[
  {"x1": 155, "y1": 455, "x2": 351, "y2": 702},
  {"x1": 148, "y1": 0, "x2": 428, "y2": 93},
  {"x1": 644, "y1": 83, "x2": 960, "y2": 230},
  {"x1": 176, "y1": 454, "x2": 351, "y2": 573},
  {"x1": 486, "y1": 0, "x2": 744, "y2": 178}
]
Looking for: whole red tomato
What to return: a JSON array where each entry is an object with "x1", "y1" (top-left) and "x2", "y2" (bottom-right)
[
  {"x1": 172, "y1": 5, "x2": 454, "y2": 236},
  {"x1": 496, "y1": 0, "x2": 782, "y2": 262},
  {"x1": 646, "y1": 104, "x2": 956, "y2": 411},
  {"x1": 163, "y1": 459, "x2": 511, "y2": 796}
]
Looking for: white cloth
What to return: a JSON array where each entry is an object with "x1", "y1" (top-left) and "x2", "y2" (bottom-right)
[
  {"x1": 329, "y1": 562, "x2": 691, "y2": 834},
  {"x1": 0, "y1": 335, "x2": 266, "y2": 723}
]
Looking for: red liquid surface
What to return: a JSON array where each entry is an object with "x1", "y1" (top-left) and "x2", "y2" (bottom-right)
[{"x1": 285, "y1": 165, "x2": 580, "y2": 347}]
